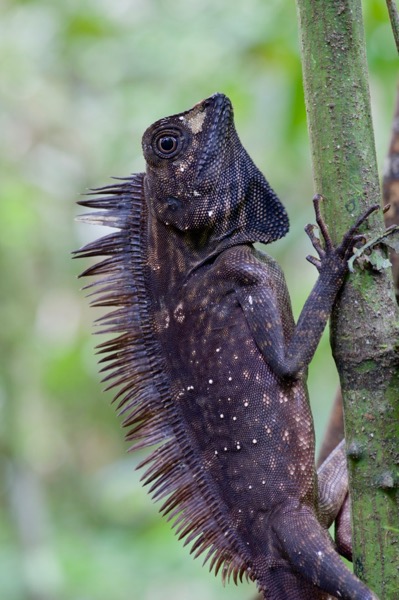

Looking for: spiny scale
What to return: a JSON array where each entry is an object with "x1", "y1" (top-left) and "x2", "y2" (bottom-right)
[{"x1": 75, "y1": 173, "x2": 252, "y2": 585}]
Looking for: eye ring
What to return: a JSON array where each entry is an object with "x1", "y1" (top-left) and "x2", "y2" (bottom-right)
[{"x1": 152, "y1": 128, "x2": 183, "y2": 159}]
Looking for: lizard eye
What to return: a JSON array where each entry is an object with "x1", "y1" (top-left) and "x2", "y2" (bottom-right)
[
  {"x1": 152, "y1": 128, "x2": 183, "y2": 159},
  {"x1": 157, "y1": 136, "x2": 177, "y2": 154}
]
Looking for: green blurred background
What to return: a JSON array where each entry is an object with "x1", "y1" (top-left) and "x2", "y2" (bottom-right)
[{"x1": 0, "y1": 1, "x2": 396, "y2": 598}]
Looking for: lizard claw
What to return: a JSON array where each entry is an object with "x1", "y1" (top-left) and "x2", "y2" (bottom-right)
[
  {"x1": 306, "y1": 254, "x2": 322, "y2": 271},
  {"x1": 338, "y1": 204, "x2": 379, "y2": 260},
  {"x1": 309, "y1": 195, "x2": 379, "y2": 264},
  {"x1": 312, "y1": 194, "x2": 334, "y2": 251},
  {"x1": 305, "y1": 223, "x2": 326, "y2": 260}
]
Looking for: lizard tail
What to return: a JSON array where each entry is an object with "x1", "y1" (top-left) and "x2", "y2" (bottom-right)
[{"x1": 253, "y1": 503, "x2": 378, "y2": 600}]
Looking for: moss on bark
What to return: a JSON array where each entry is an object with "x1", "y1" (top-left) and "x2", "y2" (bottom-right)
[{"x1": 296, "y1": 1, "x2": 399, "y2": 596}]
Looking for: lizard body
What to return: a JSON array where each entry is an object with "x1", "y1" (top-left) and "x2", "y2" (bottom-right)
[{"x1": 76, "y1": 94, "x2": 377, "y2": 599}]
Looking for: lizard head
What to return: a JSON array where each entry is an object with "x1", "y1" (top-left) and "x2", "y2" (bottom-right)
[{"x1": 142, "y1": 93, "x2": 289, "y2": 245}]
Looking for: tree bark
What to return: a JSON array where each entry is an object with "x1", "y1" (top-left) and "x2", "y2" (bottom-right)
[{"x1": 296, "y1": 1, "x2": 399, "y2": 597}]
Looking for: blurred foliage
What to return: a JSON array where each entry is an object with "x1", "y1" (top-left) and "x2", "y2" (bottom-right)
[{"x1": 0, "y1": 0, "x2": 396, "y2": 598}]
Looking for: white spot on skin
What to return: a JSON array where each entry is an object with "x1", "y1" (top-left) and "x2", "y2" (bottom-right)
[
  {"x1": 209, "y1": 379, "x2": 213, "y2": 384},
  {"x1": 248, "y1": 485, "x2": 252, "y2": 490},
  {"x1": 193, "y1": 190, "x2": 200, "y2": 197},
  {"x1": 216, "y1": 348, "x2": 221, "y2": 353},
  {"x1": 279, "y1": 392, "x2": 288, "y2": 404},
  {"x1": 233, "y1": 416, "x2": 237, "y2": 421},
  {"x1": 248, "y1": 295, "x2": 253, "y2": 305},
  {"x1": 244, "y1": 401, "x2": 249, "y2": 407},
  {"x1": 228, "y1": 376, "x2": 232, "y2": 381},
  {"x1": 262, "y1": 480, "x2": 266, "y2": 485},
  {"x1": 207, "y1": 210, "x2": 214, "y2": 217},
  {"x1": 317, "y1": 551, "x2": 323, "y2": 558},
  {"x1": 220, "y1": 413, "x2": 224, "y2": 419},
  {"x1": 178, "y1": 116, "x2": 185, "y2": 121},
  {"x1": 173, "y1": 302, "x2": 185, "y2": 323},
  {"x1": 214, "y1": 450, "x2": 218, "y2": 455},
  {"x1": 224, "y1": 447, "x2": 228, "y2": 452},
  {"x1": 186, "y1": 110, "x2": 206, "y2": 134},
  {"x1": 252, "y1": 439, "x2": 257, "y2": 444}
]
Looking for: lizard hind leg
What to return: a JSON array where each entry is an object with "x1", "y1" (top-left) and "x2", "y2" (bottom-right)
[{"x1": 254, "y1": 502, "x2": 378, "y2": 600}]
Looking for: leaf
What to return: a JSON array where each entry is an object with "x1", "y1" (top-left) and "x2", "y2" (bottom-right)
[{"x1": 366, "y1": 250, "x2": 392, "y2": 272}]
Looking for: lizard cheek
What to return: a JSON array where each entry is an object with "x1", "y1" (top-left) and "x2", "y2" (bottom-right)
[{"x1": 153, "y1": 196, "x2": 190, "y2": 230}]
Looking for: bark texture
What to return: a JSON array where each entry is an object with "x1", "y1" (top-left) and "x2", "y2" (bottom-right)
[{"x1": 296, "y1": 1, "x2": 399, "y2": 597}]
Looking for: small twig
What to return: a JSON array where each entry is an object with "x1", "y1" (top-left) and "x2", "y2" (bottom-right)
[{"x1": 386, "y1": 0, "x2": 399, "y2": 54}]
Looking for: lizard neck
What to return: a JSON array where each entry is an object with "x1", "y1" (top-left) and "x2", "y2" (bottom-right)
[{"x1": 147, "y1": 211, "x2": 253, "y2": 294}]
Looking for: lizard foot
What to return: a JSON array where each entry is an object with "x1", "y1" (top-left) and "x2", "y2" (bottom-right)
[{"x1": 305, "y1": 194, "x2": 379, "y2": 271}]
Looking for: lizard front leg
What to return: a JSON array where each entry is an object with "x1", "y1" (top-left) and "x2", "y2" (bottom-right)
[{"x1": 235, "y1": 196, "x2": 378, "y2": 379}]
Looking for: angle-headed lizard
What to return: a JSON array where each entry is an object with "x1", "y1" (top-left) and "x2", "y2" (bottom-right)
[{"x1": 76, "y1": 93, "x2": 378, "y2": 599}]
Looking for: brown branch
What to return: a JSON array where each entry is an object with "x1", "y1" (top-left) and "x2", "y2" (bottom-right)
[
  {"x1": 317, "y1": 388, "x2": 344, "y2": 468},
  {"x1": 382, "y1": 83, "x2": 399, "y2": 298},
  {"x1": 386, "y1": 0, "x2": 399, "y2": 54}
]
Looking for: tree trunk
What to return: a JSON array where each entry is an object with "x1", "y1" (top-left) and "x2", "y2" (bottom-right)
[{"x1": 295, "y1": 1, "x2": 399, "y2": 597}]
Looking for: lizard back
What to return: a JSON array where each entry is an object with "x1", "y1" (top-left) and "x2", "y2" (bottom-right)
[{"x1": 76, "y1": 176, "x2": 257, "y2": 583}]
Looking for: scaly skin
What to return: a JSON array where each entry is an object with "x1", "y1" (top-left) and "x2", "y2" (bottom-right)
[{"x1": 76, "y1": 94, "x2": 378, "y2": 599}]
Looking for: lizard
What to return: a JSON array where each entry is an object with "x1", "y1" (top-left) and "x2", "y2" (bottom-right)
[{"x1": 75, "y1": 93, "x2": 379, "y2": 599}]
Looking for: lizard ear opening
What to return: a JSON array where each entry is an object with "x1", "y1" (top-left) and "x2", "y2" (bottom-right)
[{"x1": 244, "y1": 176, "x2": 289, "y2": 244}]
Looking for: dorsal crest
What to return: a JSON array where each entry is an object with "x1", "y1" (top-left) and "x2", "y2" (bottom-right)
[{"x1": 75, "y1": 171, "x2": 253, "y2": 585}]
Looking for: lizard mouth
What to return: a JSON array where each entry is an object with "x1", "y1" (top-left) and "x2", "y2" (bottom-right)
[{"x1": 195, "y1": 93, "x2": 233, "y2": 179}]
